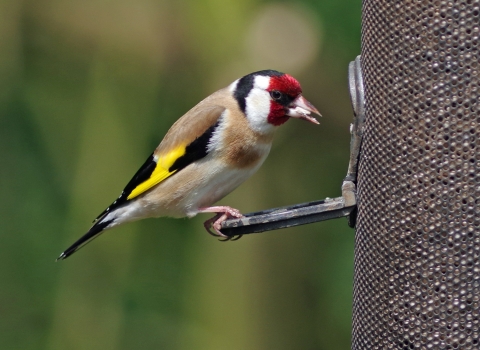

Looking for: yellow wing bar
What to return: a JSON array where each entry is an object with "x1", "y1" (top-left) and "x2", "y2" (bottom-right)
[{"x1": 127, "y1": 146, "x2": 186, "y2": 200}]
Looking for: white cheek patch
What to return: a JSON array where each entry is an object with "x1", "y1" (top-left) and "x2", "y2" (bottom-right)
[{"x1": 244, "y1": 76, "x2": 275, "y2": 133}]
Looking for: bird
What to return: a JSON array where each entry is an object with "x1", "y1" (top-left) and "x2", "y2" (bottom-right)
[{"x1": 57, "y1": 70, "x2": 320, "y2": 260}]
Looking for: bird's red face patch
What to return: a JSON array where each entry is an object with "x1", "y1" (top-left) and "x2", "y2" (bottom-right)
[
  {"x1": 268, "y1": 74, "x2": 302, "y2": 97},
  {"x1": 267, "y1": 74, "x2": 303, "y2": 126}
]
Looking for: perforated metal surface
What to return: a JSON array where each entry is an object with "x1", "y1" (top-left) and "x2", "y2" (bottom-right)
[{"x1": 354, "y1": 1, "x2": 480, "y2": 349}]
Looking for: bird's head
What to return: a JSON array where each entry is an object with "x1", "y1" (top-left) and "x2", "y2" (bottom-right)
[{"x1": 231, "y1": 70, "x2": 320, "y2": 133}]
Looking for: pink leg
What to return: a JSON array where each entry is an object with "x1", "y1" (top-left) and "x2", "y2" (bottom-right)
[{"x1": 198, "y1": 206, "x2": 243, "y2": 240}]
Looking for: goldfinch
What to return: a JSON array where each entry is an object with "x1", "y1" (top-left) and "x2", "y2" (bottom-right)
[{"x1": 57, "y1": 70, "x2": 320, "y2": 260}]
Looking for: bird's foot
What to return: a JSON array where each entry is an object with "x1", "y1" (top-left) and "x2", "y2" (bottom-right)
[{"x1": 198, "y1": 206, "x2": 244, "y2": 241}]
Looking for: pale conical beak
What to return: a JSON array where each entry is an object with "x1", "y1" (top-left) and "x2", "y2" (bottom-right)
[{"x1": 286, "y1": 95, "x2": 321, "y2": 124}]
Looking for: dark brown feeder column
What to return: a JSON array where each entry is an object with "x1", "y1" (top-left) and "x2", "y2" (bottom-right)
[{"x1": 353, "y1": 0, "x2": 480, "y2": 349}]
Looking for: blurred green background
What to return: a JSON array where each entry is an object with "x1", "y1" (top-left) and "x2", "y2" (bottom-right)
[{"x1": 1, "y1": 0, "x2": 360, "y2": 349}]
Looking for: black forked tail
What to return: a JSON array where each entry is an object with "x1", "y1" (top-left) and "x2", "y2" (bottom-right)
[{"x1": 56, "y1": 219, "x2": 113, "y2": 261}]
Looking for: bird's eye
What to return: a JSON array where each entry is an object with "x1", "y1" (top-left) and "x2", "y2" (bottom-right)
[{"x1": 270, "y1": 90, "x2": 282, "y2": 101}]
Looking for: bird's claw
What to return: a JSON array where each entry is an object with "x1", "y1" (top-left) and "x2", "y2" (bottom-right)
[
  {"x1": 200, "y1": 206, "x2": 244, "y2": 241},
  {"x1": 203, "y1": 213, "x2": 223, "y2": 237}
]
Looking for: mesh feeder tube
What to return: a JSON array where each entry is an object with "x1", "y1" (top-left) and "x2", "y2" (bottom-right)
[{"x1": 353, "y1": 1, "x2": 480, "y2": 349}]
